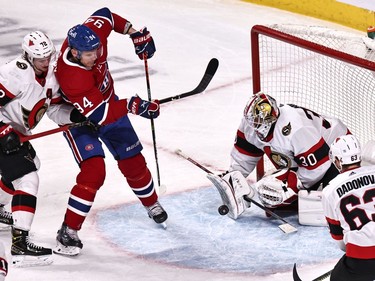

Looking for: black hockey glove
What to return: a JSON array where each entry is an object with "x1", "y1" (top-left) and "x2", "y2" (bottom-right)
[
  {"x1": 0, "y1": 122, "x2": 21, "y2": 154},
  {"x1": 70, "y1": 108, "x2": 100, "y2": 131},
  {"x1": 70, "y1": 108, "x2": 87, "y2": 123}
]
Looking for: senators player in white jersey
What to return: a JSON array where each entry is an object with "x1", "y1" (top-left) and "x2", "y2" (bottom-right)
[
  {"x1": 0, "y1": 31, "x2": 81, "y2": 267},
  {"x1": 209, "y1": 92, "x2": 350, "y2": 219},
  {"x1": 322, "y1": 135, "x2": 375, "y2": 280}
]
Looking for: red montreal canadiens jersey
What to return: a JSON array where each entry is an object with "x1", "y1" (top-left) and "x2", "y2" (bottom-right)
[
  {"x1": 55, "y1": 8, "x2": 132, "y2": 125},
  {"x1": 230, "y1": 104, "x2": 348, "y2": 188},
  {"x1": 0, "y1": 56, "x2": 72, "y2": 136},
  {"x1": 322, "y1": 165, "x2": 375, "y2": 259}
]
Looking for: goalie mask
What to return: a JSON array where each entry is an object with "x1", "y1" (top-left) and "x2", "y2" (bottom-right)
[
  {"x1": 22, "y1": 31, "x2": 55, "y2": 67},
  {"x1": 244, "y1": 92, "x2": 279, "y2": 140},
  {"x1": 329, "y1": 135, "x2": 362, "y2": 172}
]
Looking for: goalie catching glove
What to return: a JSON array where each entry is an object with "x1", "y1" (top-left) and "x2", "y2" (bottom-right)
[
  {"x1": 207, "y1": 171, "x2": 255, "y2": 220},
  {"x1": 255, "y1": 169, "x2": 301, "y2": 208}
]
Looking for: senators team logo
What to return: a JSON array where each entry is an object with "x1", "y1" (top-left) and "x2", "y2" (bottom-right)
[
  {"x1": 22, "y1": 99, "x2": 48, "y2": 129},
  {"x1": 269, "y1": 152, "x2": 292, "y2": 169},
  {"x1": 282, "y1": 122, "x2": 292, "y2": 136}
]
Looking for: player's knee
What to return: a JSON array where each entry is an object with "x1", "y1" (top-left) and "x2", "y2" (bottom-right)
[
  {"x1": 77, "y1": 157, "x2": 106, "y2": 189},
  {"x1": 12, "y1": 171, "x2": 39, "y2": 196},
  {"x1": 118, "y1": 153, "x2": 148, "y2": 181}
]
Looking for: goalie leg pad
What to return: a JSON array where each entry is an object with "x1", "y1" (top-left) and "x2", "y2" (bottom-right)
[
  {"x1": 207, "y1": 171, "x2": 253, "y2": 220},
  {"x1": 298, "y1": 190, "x2": 327, "y2": 226}
]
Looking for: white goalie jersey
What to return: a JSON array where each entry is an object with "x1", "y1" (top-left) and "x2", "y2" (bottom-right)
[
  {"x1": 230, "y1": 103, "x2": 348, "y2": 189},
  {"x1": 0, "y1": 56, "x2": 73, "y2": 136},
  {"x1": 322, "y1": 165, "x2": 375, "y2": 259}
]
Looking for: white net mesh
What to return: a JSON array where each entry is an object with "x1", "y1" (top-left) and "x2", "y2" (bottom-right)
[{"x1": 252, "y1": 24, "x2": 375, "y2": 174}]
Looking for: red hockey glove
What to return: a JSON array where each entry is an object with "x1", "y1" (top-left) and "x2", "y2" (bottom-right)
[
  {"x1": 0, "y1": 122, "x2": 21, "y2": 154},
  {"x1": 127, "y1": 96, "x2": 160, "y2": 119},
  {"x1": 129, "y1": 27, "x2": 156, "y2": 59}
]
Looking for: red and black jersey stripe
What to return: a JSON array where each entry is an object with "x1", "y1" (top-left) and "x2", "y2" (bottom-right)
[{"x1": 234, "y1": 130, "x2": 264, "y2": 157}]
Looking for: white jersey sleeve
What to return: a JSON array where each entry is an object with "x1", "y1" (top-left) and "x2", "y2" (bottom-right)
[
  {"x1": 229, "y1": 117, "x2": 264, "y2": 177},
  {"x1": 322, "y1": 165, "x2": 375, "y2": 259},
  {"x1": 0, "y1": 56, "x2": 73, "y2": 135}
]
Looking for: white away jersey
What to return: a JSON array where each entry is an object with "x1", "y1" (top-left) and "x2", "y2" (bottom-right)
[
  {"x1": 0, "y1": 55, "x2": 72, "y2": 135},
  {"x1": 230, "y1": 104, "x2": 348, "y2": 188},
  {"x1": 322, "y1": 165, "x2": 375, "y2": 259}
]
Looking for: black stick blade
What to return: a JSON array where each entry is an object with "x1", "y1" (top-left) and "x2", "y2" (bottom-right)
[{"x1": 293, "y1": 263, "x2": 303, "y2": 281}]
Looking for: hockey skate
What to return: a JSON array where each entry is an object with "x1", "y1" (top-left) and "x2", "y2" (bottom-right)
[
  {"x1": 0, "y1": 205, "x2": 13, "y2": 231},
  {"x1": 145, "y1": 201, "x2": 168, "y2": 228},
  {"x1": 11, "y1": 227, "x2": 53, "y2": 267},
  {"x1": 53, "y1": 223, "x2": 83, "y2": 256}
]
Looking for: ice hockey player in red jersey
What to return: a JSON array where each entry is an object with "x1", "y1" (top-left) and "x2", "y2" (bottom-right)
[
  {"x1": 0, "y1": 31, "x2": 82, "y2": 267},
  {"x1": 208, "y1": 92, "x2": 350, "y2": 220},
  {"x1": 322, "y1": 135, "x2": 375, "y2": 280},
  {"x1": 53, "y1": 7, "x2": 167, "y2": 256}
]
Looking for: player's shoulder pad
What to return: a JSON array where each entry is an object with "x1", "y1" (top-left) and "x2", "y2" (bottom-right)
[{"x1": 91, "y1": 7, "x2": 112, "y2": 20}]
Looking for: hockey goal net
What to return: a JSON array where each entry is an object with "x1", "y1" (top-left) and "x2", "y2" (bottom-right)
[{"x1": 251, "y1": 24, "x2": 375, "y2": 179}]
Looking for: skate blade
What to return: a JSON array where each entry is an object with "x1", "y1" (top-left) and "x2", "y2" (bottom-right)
[
  {"x1": 12, "y1": 254, "x2": 53, "y2": 267},
  {"x1": 53, "y1": 241, "x2": 81, "y2": 256},
  {"x1": 159, "y1": 222, "x2": 167, "y2": 229}
]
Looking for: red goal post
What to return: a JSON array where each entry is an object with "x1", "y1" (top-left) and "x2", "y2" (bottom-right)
[{"x1": 250, "y1": 24, "x2": 375, "y2": 179}]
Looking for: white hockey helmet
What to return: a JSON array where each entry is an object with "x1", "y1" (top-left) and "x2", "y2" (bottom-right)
[
  {"x1": 329, "y1": 135, "x2": 362, "y2": 171},
  {"x1": 244, "y1": 92, "x2": 279, "y2": 140},
  {"x1": 22, "y1": 31, "x2": 55, "y2": 65}
]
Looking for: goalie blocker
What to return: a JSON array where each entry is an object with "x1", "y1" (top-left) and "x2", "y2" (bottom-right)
[
  {"x1": 207, "y1": 171, "x2": 254, "y2": 219},
  {"x1": 208, "y1": 169, "x2": 327, "y2": 226}
]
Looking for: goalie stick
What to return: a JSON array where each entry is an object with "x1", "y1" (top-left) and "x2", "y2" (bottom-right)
[
  {"x1": 293, "y1": 263, "x2": 332, "y2": 281},
  {"x1": 175, "y1": 149, "x2": 297, "y2": 234},
  {"x1": 19, "y1": 58, "x2": 219, "y2": 143}
]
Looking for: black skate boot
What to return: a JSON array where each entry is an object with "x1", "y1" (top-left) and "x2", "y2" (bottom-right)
[
  {"x1": 145, "y1": 201, "x2": 168, "y2": 227},
  {"x1": 53, "y1": 223, "x2": 83, "y2": 256},
  {"x1": 0, "y1": 205, "x2": 13, "y2": 228},
  {"x1": 11, "y1": 227, "x2": 53, "y2": 267}
]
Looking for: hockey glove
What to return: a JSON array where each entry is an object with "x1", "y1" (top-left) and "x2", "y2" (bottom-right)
[
  {"x1": 69, "y1": 108, "x2": 100, "y2": 131},
  {"x1": 127, "y1": 95, "x2": 160, "y2": 119},
  {"x1": 70, "y1": 108, "x2": 87, "y2": 123},
  {"x1": 130, "y1": 27, "x2": 156, "y2": 59},
  {"x1": 255, "y1": 169, "x2": 300, "y2": 208},
  {"x1": 207, "y1": 170, "x2": 254, "y2": 220},
  {"x1": 0, "y1": 122, "x2": 21, "y2": 154}
]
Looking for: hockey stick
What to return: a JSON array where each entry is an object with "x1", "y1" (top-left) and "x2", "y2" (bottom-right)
[
  {"x1": 143, "y1": 54, "x2": 162, "y2": 189},
  {"x1": 159, "y1": 58, "x2": 219, "y2": 104},
  {"x1": 19, "y1": 122, "x2": 90, "y2": 143},
  {"x1": 175, "y1": 149, "x2": 297, "y2": 233},
  {"x1": 293, "y1": 263, "x2": 332, "y2": 281},
  {"x1": 18, "y1": 59, "x2": 219, "y2": 143}
]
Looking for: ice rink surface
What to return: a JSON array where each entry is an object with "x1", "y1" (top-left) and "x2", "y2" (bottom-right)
[{"x1": 0, "y1": 0, "x2": 362, "y2": 280}]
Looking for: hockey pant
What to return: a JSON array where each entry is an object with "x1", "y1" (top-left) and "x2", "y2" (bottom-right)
[{"x1": 0, "y1": 143, "x2": 40, "y2": 231}]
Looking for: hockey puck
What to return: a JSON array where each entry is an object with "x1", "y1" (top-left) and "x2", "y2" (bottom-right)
[{"x1": 218, "y1": 205, "x2": 229, "y2": 216}]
